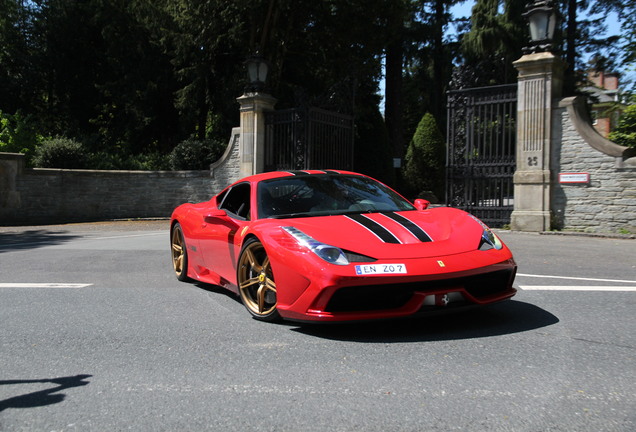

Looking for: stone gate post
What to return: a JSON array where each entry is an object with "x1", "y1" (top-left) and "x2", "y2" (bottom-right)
[
  {"x1": 236, "y1": 92, "x2": 277, "y2": 178},
  {"x1": 510, "y1": 52, "x2": 565, "y2": 231}
]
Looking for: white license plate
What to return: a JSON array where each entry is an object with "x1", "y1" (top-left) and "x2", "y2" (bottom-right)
[{"x1": 355, "y1": 264, "x2": 407, "y2": 275}]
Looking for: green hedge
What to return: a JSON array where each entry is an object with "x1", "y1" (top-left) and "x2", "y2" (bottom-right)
[
  {"x1": 32, "y1": 137, "x2": 88, "y2": 169},
  {"x1": 169, "y1": 138, "x2": 226, "y2": 170}
]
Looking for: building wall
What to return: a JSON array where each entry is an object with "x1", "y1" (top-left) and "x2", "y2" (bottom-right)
[
  {"x1": 592, "y1": 115, "x2": 611, "y2": 138},
  {"x1": 588, "y1": 70, "x2": 619, "y2": 91},
  {"x1": 0, "y1": 129, "x2": 241, "y2": 226},
  {"x1": 552, "y1": 97, "x2": 636, "y2": 233}
]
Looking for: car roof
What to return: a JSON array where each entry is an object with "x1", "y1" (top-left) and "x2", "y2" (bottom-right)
[{"x1": 240, "y1": 170, "x2": 362, "y2": 184}]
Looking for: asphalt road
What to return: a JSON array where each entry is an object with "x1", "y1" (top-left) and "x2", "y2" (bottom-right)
[{"x1": 0, "y1": 221, "x2": 635, "y2": 431}]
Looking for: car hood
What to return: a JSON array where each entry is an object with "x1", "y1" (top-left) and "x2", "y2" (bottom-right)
[{"x1": 267, "y1": 208, "x2": 486, "y2": 260}]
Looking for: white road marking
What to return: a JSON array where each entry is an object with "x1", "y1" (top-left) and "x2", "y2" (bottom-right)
[
  {"x1": 0, "y1": 283, "x2": 92, "y2": 289},
  {"x1": 520, "y1": 285, "x2": 636, "y2": 292},
  {"x1": 517, "y1": 273, "x2": 636, "y2": 285},
  {"x1": 89, "y1": 232, "x2": 164, "y2": 241}
]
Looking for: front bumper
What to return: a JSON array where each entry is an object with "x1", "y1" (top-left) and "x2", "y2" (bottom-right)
[{"x1": 275, "y1": 254, "x2": 517, "y2": 322}]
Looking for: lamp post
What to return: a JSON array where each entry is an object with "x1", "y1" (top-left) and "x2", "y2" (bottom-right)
[
  {"x1": 522, "y1": 0, "x2": 558, "y2": 54},
  {"x1": 238, "y1": 53, "x2": 276, "y2": 177},
  {"x1": 245, "y1": 53, "x2": 269, "y2": 93}
]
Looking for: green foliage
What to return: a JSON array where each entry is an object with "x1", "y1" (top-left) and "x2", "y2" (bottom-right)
[
  {"x1": 169, "y1": 138, "x2": 226, "y2": 170},
  {"x1": 1, "y1": 0, "x2": 634, "y2": 172},
  {"x1": 608, "y1": 104, "x2": 636, "y2": 148},
  {"x1": 456, "y1": 0, "x2": 526, "y2": 89},
  {"x1": 0, "y1": 111, "x2": 43, "y2": 164},
  {"x1": 402, "y1": 113, "x2": 446, "y2": 202},
  {"x1": 32, "y1": 137, "x2": 88, "y2": 169},
  {"x1": 87, "y1": 151, "x2": 172, "y2": 171}
]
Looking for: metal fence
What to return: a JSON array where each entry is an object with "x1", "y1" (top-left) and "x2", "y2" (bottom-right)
[
  {"x1": 446, "y1": 84, "x2": 517, "y2": 227},
  {"x1": 264, "y1": 107, "x2": 354, "y2": 171}
]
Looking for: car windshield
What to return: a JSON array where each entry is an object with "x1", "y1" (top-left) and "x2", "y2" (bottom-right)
[{"x1": 257, "y1": 174, "x2": 414, "y2": 219}]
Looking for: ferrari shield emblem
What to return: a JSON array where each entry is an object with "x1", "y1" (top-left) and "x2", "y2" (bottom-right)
[{"x1": 437, "y1": 260, "x2": 445, "y2": 267}]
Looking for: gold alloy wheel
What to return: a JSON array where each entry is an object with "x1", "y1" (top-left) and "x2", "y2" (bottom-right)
[
  {"x1": 237, "y1": 239, "x2": 279, "y2": 321},
  {"x1": 171, "y1": 223, "x2": 188, "y2": 281}
]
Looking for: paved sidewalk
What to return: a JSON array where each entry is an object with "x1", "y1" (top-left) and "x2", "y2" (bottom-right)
[
  {"x1": 0, "y1": 219, "x2": 170, "y2": 233},
  {"x1": 2, "y1": 217, "x2": 633, "y2": 239}
]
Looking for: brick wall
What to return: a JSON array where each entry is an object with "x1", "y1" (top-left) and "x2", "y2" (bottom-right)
[
  {"x1": 0, "y1": 129, "x2": 241, "y2": 226},
  {"x1": 552, "y1": 97, "x2": 636, "y2": 233}
]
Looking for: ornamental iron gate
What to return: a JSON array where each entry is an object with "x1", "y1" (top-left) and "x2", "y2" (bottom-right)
[
  {"x1": 446, "y1": 84, "x2": 517, "y2": 227},
  {"x1": 264, "y1": 107, "x2": 354, "y2": 171}
]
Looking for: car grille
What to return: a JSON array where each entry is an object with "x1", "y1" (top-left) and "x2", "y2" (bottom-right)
[{"x1": 325, "y1": 269, "x2": 515, "y2": 313}]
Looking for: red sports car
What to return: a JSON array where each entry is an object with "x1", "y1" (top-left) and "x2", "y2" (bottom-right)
[{"x1": 170, "y1": 170, "x2": 516, "y2": 322}]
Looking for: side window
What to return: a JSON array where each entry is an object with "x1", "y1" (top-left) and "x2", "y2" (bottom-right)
[
  {"x1": 215, "y1": 189, "x2": 228, "y2": 206},
  {"x1": 219, "y1": 183, "x2": 251, "y2": 220}
]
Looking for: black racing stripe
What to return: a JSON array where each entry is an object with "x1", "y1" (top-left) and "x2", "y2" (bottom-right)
[
  {"x1": 285, "y1": 170, "x2": 304, "y2": 176},
  {"x1": 346, "y1": 214, "x2": 401, "y2": 244},
  {"x1": 383, "y1": 212, "x2": 433, "y2": 242},
  {"x1": 322, "y1": 170, "x2": 340, "y2": 175}
]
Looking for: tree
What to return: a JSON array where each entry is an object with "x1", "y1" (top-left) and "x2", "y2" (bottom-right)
[
  {"x1": 609, "y1": 103, "x2": 636, "y2": 148},
  {"x1": 402, "y1": 112, "x2": 446, "y2": 201},
  {"x1": 163, "y1": 0, "x2": 248, "y2": 141},
  {"x1": 0, "y1": 0, "x2": 28, "y2": 114},
  {"x1": 250, "y1": 0, "x2": 394, "y2": 181},
  {"x1": 452, "y1": 0, "x2": 634, "y2": 97},
  {"x1": 456, "y1": 0, "x2": 527, "y2": 89},
  {"x1": 408, "y1": 0, "x2": 459, "y2": 132},
  {"x1": 399, "y1": 0, "x2": 460, "y2": 177},
  {"x1": 560, "y1": 0, "x2": 632, "y2": 94},
  {"x1": 26, "y1": 0, "x2": 183, "y2": 153},
  {"x1": 384, "y1": 0, "x2": 410, "y2": 169}
]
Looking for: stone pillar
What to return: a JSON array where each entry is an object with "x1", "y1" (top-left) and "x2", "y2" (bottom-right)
[
  {"x1": 236, "y1": 92, "x2": 277, "y2": 178},
  {"x1": 510, "y1": 52, "x2": 565, "y2": 231}
]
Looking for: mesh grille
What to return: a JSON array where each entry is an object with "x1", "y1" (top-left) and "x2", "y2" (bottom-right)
[{"x1": 325, "y1": 269, "x2": 514, "y2": 313}]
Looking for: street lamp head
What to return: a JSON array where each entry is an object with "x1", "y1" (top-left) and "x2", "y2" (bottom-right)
[
  {"x1": 523, "y1": 0, "x2": 558, "y2": 54},
  {"x1": 245, "y1": 53, "x2": 269, "y2": 92}
]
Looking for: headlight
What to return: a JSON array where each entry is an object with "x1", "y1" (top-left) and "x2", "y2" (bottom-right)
[
  {"x1": 282, "y1": 227, "x2": 349, "y2": 265},
  {"x1": 468, "y1": 214, "x2": 503, "y2": 251},
  {"x1": 480, "y1": 228, "x2": 503, "y2": 250}
]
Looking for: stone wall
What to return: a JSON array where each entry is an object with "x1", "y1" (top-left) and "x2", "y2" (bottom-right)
[
  {"x1": 551, "y1": 97, "x2": 636, "y2": 233},
  {"x1": 0, "y1": 128, "x2": 241, "y2": 226}
]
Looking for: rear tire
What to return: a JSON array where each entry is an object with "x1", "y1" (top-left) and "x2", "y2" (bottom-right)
[{"x1": 171, "y1": 223, "x2": 189, "y2": 282}]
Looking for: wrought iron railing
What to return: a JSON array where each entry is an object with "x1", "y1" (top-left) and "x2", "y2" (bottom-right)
[
  {"x1": 446, "y1": 84, "x2": 517, "y2": 227},
  {"x1": 265, "y1": 107, "x2": 354, "y2": 172}
]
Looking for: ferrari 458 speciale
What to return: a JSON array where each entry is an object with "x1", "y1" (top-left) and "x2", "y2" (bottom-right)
[{"x1": 170, "y1": 170, "x2": 517, "y2": 322}]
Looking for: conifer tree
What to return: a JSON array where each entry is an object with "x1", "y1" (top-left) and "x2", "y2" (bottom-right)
[{"x1": 402, "y1": 112, "x2": 446, "y2": 201}]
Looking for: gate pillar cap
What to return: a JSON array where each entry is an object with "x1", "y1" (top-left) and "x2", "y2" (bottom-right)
[{"x1": 237, "y1": 92, "x2": 277, "y2": 108}]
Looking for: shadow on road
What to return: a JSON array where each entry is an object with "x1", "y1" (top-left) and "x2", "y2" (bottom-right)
[
  {"x1": 0, "y1": 374, "x2": 92, "y2": 412},
  {"x1": 292, "y1": 300, "x2": 558, "y2": 343},
  {"x1": 0, "y1": 230, "x2": 81, "y2": 253}
]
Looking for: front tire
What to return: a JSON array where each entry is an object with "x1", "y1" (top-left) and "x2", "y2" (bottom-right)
[
  {"x1": 171, "y1": 223, "x2": 189, "y2": 282},
  {"x1": 237, "y1": 238, "x2": 280, "y2": 322}
]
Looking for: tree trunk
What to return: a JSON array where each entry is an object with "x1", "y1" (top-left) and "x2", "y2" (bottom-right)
[
  {"x1": 564, "y1": 0, "x2": 577, "y2": 95},
  {"x1": 384, "y1": 4, "x2": 405, "y2": 163}
]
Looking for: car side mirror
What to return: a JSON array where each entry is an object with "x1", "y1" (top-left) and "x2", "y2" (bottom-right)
[
  {"x1": 414, "y1": 199, "x2": 430, "y2": 211},
  {"x1": 204, "y1": 209, "x2": 228, "y2": 223}
]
